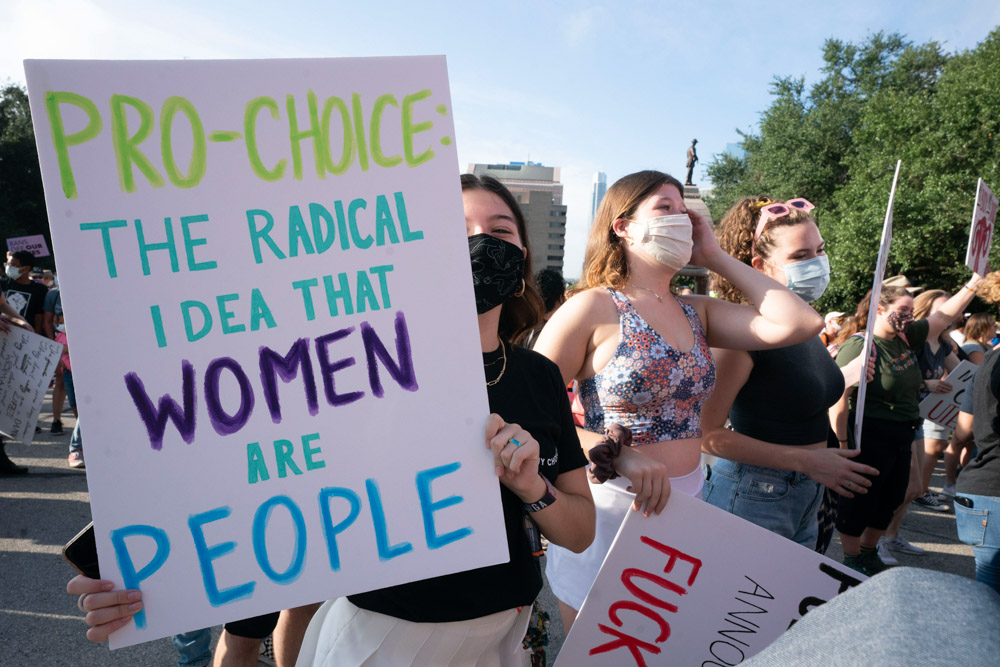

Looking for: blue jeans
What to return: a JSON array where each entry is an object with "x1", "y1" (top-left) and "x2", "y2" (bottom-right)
[
  {"x1": 171, "y1": 628, "x2": 212, "y2": 667},
  {"x1": 69, "y1": 420, "x2": 82, "y2": 454},
  {"x1": 955, "y1": 493, "x2": 1000, "y2": 595},
  {"x1": 704, "y1": 458, "x2": 824, "y2": 548}
]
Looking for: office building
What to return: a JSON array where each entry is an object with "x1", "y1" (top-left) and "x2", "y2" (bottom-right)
[
  {"x1": 467, "y1": 161, "x2": 567, "y2": 273},
  {"x1": 590, "y1": 171, "x2": 607, "y2": 224}
]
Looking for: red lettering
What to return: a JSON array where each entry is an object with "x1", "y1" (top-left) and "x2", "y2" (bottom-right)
[
  {"x1": 589, "y1": 623, "x2": 661, "y2": 666},
  {"x1": 609, "y1": 600, "x2": 670, "y2": 642},
  {"x1": 622, "y1": 568, "x2": 683, "y2": 612},
  {"x1": 640, "y1": 535, "x2": 703, "y2": 585}
]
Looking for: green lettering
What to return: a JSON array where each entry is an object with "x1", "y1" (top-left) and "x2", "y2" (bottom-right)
[
  {"x1": 274, "y1": 439, "x2": 303, "y2": 478},
  {"x1": 302, "y1": 433, "x2": 325, "y2": 471},
  {"x1": 110, "y1": 94, "x2": 164, "y2": 193},
  {"x1": 320, "y1": 96, "x2": 354, "y2": 175},
  {"x1": 160, "y1": 96, "x2": 206, "y2": 188},
  {"x1": 401, "y1": 89, "x2": 434, "y2": 167},
  {"x1": 44, "y1": 91, "x2": 102, "y2": 200},
  {"x1": 286, "y1": 91, "x2": 325, "y2": 180},
  {"x1": 292, "y1": 278, "x2": 319, "y2": 321},
  {"x1": 374, "y1": 194, "x2": 400, "y2": 246},
  {"x1": 246, "y1": 209, "x2": 287, "y2": 264},
  {"x1": 216, "y1": 293, "x2": 245, "y2": 334},
  {"x1": 249, "y1": 288, "x2": 276, "y2": 331},
  {"x1": 135, "y1": 217, "x2": 180, "y2": 276},
  {"x1": 247, "y1": 442, "x2": 270, "y2": 484},
  {"x1": 181, "y1": 300, "x2": 212, "y2": 342},
  {"x1": 288, "y1": 206, "x2": 316, "y2": 257},
  {"x1": 180, "y1": 214, "x2": 217, "y2": 271},
  {"x1": 350, "y1": 93, "x2": 370, "y2": 172},
  {"x1": 347, "y1": 198, "x2": 372, "y2": 249},
  {"x1": 355, "y1": 270, "x2": 379, "y2": 313},
  {"x1": 79, "y1": 220, "x2": 127, "y2": 277},
  {"x1": 370, "y1": 94, "x2": 401, "y2": 168},
  {"x1": 245, "y1": 97, "x2": 286, "y2": 181}
]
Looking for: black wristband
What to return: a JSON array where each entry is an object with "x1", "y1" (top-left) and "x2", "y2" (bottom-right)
[{"x1": 523, "y1": 475, "x2": 557, "y2": 513}]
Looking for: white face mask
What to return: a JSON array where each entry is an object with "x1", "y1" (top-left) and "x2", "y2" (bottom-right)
[
  {"x1": 55, "y1": 324, "x2": 66, "y2": 333},
  {"x1": 629, "y1": 214, "x2": 693, "y2": 270},
  {"x1": 6, "y1": 265, "x2": 22, "y2": 280},
  {"x1": 780, "y1": 254, "x2": 830, "y2": 302}
]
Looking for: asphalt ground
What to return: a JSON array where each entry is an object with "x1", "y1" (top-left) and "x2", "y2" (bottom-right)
[{"x1": 0, "y1": 394, "x2": 976, "y2": 665}]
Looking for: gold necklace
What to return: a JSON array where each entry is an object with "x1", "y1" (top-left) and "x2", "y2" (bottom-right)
[
  {"x1": 485, "y1": 341, "x2": 507, "y2": 386},
  {"x1": 631, "y1": 285, "x2": 665, "y2": 303}
]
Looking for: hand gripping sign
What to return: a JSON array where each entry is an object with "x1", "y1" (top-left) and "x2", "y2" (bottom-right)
[
  {"x1": 24, "y1": 57, "x2": 506, "y2": 648},
  {"x1": 854, "y1": 160, "x2": 901, "y2": 447},
  {"x1": 556, "y1": 493, "x2": 865, "y2": 666},
  {"x1": 966, "y1": 178, "x2": 998, "y2": 277}
]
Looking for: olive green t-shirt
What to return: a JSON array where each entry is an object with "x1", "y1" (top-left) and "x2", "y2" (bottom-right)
[{"x1": 836, "y1": 319, "x2": 930, "y2": 422}]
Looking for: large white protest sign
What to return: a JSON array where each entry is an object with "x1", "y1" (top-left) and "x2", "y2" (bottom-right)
[
  {"x1": 556, "y1": 493, "x2": 866, "y2": 666},
  {"x1": 965, "y1": 178, "x2": 997, "y2": 277},
  {"x1": 854, "y1": 159, "x2": 901, "y2": 447},
  {"x1": 5, "y1": 234, "x2": 51, "y2": 257},
  {"x1": 25, "y1": 57, "x2": 507, "y2": 648},
  {"x1": 919, "y1": 360, "x2": 978, "y2": 429},
  {"x1": 0, "y1": 326, "x2": 63, "y2": 442}
]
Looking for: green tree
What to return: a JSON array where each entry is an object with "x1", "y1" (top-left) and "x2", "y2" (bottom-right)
[{"x1": 0, "y1": 82, "x2": 51, "y2": 269}]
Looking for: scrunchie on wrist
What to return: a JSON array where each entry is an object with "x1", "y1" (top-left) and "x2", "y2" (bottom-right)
[{"x1": 588, "y1": 423, "x2": 633, "y2": 483}]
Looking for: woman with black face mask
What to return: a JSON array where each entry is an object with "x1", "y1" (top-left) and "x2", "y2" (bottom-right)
[
  {"x1": 830, "y1": 275, "x2": 982, "y2": 577},
  {"x1": 68, "y1": 175, "x2": 595, "y2": 666}
]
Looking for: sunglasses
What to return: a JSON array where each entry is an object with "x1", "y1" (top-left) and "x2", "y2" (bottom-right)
[{"x1": 752, "y1": 198, "x2": 816, "y2": 256}]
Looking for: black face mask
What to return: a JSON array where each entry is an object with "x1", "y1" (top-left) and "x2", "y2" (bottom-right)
[{"x1": 469, "y1": 233, "x2": 525, "y2": 314}]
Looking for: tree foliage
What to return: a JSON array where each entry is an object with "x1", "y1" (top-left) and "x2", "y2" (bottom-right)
[
  {"x1": 706, "y1": 30, "x2": 1000, "y2": 313},
  {"x1": 0, "y1": 82, "x2": 51, "y2": 269}
]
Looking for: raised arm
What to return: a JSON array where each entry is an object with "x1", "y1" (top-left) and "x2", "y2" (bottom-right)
[
  {"x1": 927, "y1": 273, "x2": 983, "y2": 341},
  {"x1": 684, "y1": 210, "x2": 823, "y2": 350}
]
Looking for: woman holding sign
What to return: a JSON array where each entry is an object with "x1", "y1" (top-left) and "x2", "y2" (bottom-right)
[
  {"x1": 830, "y1": 273, "x2": 982, "y2": 576},
  {"x1": 698, "y1": 196, "x2": 879, "y2": 550},
  {"x1": 69, "y1": 174, "x2": 595, "y2": 666},
  {"x1": 534, "y1": 171, "x2": 824, "y2": 630}
]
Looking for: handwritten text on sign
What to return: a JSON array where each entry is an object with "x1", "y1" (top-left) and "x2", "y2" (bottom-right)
[
  {"x1": 25, "y1": 57, "x2": 506, "y2": 648},
  {"x1": 556, "y1": 493, "x2": 866, "y2": 666},
  {"x1": 919, "y1": 360, "x2": 978, "y2": 429},
  {"x1": 966, "y1": 178, "x2": 998, "y2": 277},
  {"x1": 0, "y1": 327, "x2": 63, "y2": 442}
]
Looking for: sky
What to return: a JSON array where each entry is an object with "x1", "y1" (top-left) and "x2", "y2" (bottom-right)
[{"x1": 3, "y1": 0, "x2": 999, "y2": 278}]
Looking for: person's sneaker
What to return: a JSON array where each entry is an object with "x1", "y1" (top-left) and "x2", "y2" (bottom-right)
[
  {"x1": 842, "y1": 554, "x2": 872, "y2": 576},
  {"x1": 50, "y1": 420, "x2": 64, "y2": 435},
  {"x1": 859, "y1": 547, "x2": 892, "y2": 574},
  {"x1": 68, "y1": 451, "x2": 85, "y2": 469},
  {"x1": 886, "y1": 536, "x2": 925, "y2": 555},
  {"x1": 913, "y1": 492, "x2": 950, "y2": 512},
  {"x1": 876, "y1": 537, "x2": 899, "y2": 566},
  {"x1": 938, "y1": 482, "x2": 957, "y2": 499}
]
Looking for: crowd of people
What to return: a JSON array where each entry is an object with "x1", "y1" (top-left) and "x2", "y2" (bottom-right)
[{"x1": 8, "y1": 168, "x2": 996, "y2": 665}]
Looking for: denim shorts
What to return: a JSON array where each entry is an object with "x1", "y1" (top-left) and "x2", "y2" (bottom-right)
[
  {"x1": 915, "y1": 418, "x2": 950, "y2": 441},
  {"x1": 704, "y1": 458, "x2": 824, "y2": 548},
  {"x1": 63, "y1": 369, "x2": 76, "y2": 409}
]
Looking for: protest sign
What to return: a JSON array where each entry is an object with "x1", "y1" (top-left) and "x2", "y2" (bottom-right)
[
  {"x1": 919, "y1": 360, "x2": 978, "y2": 429},
  {"x1": 854, "y1": 159, "x2": 901, "y2": 447},
  {"x1": 0, "y1": 326, "x2": 63, "y2": 442},
  {"x1": 24, "y1": 57, "x2": 507, "y2": 648},
  {"x1": 965, "y1": 178, "x2": 997, "y2": 277},
  {"x1": 556, "y1": 492, "x2": 866, "y2": 666},
  {"x1": 5, "y1": 234, "x2": 51, "y2": 257}
]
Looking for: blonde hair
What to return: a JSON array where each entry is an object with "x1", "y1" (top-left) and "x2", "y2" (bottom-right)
[
  {"x1": 578, "y1": 170, "x2": 685, "y2": 290},
  {"x1": 965, "y1": 312, "x2": 996, "y2": 344},
  {"x1": 714, "y1": 196, "x2": 815, "y2": 304},
  {"x1": 977, "y1": 271, "x2": 1000, "y2": 304},
  {"x1": 913, "y1": 289, "x2": 948, "y2": 321}
]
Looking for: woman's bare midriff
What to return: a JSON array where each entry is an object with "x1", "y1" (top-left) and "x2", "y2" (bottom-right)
[{"x1": 634, "y1": 437, "x2": 704, "y2": 477}]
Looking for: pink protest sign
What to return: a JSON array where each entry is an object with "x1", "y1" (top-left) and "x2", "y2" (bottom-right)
[
  {"x1": 5, "y1": 234, "x2": 50, "y2": 257},
  {"x1": 965, "y1": 178, "x2": 997, "y2": 276}
]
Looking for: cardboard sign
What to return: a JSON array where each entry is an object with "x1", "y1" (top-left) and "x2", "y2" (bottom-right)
[
  {"x1": 0, "y1": 326, "x2": 63, "y2": 442},
  {"x1": 965, "y1": 178, "x2": 997, "y2": 276},
  {"x1": 919, "y1": 360, "x2": 978, "y2": 429},
  {"x1": 556, "y1": 493, "x2": 866, "y2": 666},
  {"x1": 854, "y1": 159, "x2": 901, "y2": 447},
  {"x1": 24, "y1": 57, "x2": 507, "y2": 648},
  {"x1": 5, "y1": 234, "x2": 51, "y2": 257}
]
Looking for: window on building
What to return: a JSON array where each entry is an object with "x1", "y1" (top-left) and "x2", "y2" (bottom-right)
[{"x1": 547, "y1": 255, "x2": 561, "y2": 261}]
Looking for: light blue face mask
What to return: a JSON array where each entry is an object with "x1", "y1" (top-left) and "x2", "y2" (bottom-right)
[{"x1": 780, "y1": 254, "x2": 830, "y2": 302}]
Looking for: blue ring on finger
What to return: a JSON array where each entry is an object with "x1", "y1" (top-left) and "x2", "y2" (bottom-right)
[{"x1": 509, "y1": 437, "x2": 523, "y2": 448}]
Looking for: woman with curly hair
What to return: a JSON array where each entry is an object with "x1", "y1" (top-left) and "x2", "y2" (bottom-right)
[
  {"x1": 830, "y1": 267, "x2": 983, "y2": 576},
  {"x1": 699, "y1": 195, "x2": 879, "y2": 551},
  {"x1": 533, "y1": 172, "x2": 823, "y2": 630}
]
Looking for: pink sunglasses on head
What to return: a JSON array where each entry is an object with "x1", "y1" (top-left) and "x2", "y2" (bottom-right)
[{"x1": 753, "y1": 198, "x2": 815, "y2": 242}]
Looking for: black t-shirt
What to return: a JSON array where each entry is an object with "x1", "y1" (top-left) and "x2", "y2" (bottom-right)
[
  {"x1": 962, "y1": 348, "x2": 1000, "y2": 496},
  {"x1": 729, "y1": 337, "x2": 845, "y2": 445},
  {"x1": 1, "y1": 277, "x2": 48, "y2": 328},
  {"x1": 348, "y1": 344, "x2": 588, "y2": 622}
]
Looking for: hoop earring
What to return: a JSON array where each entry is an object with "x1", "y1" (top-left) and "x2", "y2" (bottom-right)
[{"x1": 514, "y1": 279, "x2": 525, "y2": 298}]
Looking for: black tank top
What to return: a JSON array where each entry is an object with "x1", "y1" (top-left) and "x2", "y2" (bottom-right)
[{"x1": 728, "y1": 336, "x2": 845, "y2": 445}]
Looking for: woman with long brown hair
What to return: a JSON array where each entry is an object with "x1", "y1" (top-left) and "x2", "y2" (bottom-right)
[
  {"x1": 533, "y1": 171, "x2": 823, "y2": 630},
  {"x1": 830, "y1": 271, "x2": 982, "y2": 576}
]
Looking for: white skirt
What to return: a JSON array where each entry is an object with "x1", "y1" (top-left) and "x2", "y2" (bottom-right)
[
  {"x1": 545, "y1": 465, "x2": 704, "y2": 611},
  {"x1": 295, "y1": 597, "x2": 532, "y2": 667}
]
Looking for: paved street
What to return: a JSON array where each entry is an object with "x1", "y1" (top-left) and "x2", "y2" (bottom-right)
[{"x1": 0, "y1": 394, "x2": 977, "y2": 665}]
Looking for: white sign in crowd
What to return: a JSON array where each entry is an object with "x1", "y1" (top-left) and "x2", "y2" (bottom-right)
[
  {"x1": 25, "y1": 57, "x2": 506, "y2": 648},
  {"x1": 919, "y1": 360, "x2": 978, "y2": 429},
  {"x1": 0, "y1": 326, "x2": 63, "y2": 442}
]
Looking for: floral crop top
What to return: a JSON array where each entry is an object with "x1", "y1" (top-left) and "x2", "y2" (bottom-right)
[{"x1": 579, "y1": 288, "x2": 716, "y2": 444}]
